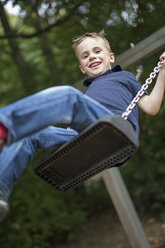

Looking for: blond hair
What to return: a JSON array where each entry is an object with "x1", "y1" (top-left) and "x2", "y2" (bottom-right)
[{"x1": 73, "y1": 30, "x2": 112, "y2": 56}]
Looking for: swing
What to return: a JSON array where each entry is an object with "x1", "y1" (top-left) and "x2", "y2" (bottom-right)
[{"x1": 34, "y1": 59, "x2": 164, "y2": 192}]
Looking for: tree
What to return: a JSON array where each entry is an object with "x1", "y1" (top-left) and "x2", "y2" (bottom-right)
[{"x1": 0, "y1": 1, "x2": 35, "y2": 94}]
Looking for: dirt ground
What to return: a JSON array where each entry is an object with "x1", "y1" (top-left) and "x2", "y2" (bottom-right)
[{"x1": 57, "y1": 210, "x2": 165, "y2": 248}]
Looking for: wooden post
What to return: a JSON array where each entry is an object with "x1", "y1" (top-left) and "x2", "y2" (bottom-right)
[{"x1": 102, "y1": 168, "x2": 150, "y2": 248}]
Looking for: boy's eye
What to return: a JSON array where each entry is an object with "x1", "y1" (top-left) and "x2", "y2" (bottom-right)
[
  {"x1": 82, "y1": 54, "x2": 88, "y2": 59},
  {"x1": 96, "y1": 49, "x2": 101, "y2": 53}
]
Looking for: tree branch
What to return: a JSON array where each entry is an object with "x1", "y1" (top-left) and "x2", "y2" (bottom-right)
[{"x1": 0, "y1": 1, "x2": 84, "y2": 39}]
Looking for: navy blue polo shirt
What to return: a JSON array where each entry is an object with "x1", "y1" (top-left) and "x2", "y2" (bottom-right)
[{"x1": 84, "y1": 65, "x2": 143, "y2": 136}]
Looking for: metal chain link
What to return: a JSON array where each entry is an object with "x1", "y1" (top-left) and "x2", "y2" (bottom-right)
[{"x1": 122, "y1": 59, "x2": 165, "y2": 120}]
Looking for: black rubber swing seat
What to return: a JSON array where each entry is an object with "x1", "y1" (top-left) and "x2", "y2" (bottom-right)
[{"x1": 34, "y1": 115, "x2": 139, "y2": 192}]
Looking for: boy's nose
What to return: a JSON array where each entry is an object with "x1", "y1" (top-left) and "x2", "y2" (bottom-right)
[{"x1": 89, "y1": 53, "x2": 96, "y2": 61}]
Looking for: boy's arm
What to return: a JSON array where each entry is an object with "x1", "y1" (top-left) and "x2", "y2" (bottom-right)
[{"x1": 137, "y1": 52, "x2": 165, "y2": 115}]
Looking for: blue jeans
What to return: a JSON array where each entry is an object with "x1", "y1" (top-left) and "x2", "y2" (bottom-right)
[{"x1": 0, "y1": 86, "x2": 113, "y2": 197}]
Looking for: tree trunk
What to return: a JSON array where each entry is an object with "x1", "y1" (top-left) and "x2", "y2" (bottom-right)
[
  {"x1": 34, "y1": 19, "x2": 58, "y2": 80},
  {"x1": 0, "y1": 2, "x2": 34, "y2": 94}
]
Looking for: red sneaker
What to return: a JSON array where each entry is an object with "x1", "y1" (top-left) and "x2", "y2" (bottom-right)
[{"x1": 0, "y1": 123, "x2": 7, "y2": 143}]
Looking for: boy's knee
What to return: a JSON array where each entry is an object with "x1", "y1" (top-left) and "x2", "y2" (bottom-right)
[
  {"x1": 49, "y1": 85, "x2": 80, "y2": 95},
  {"x1": 38, "y1": 85, "x2": 83, "y2": 103},
  {"x1": 40, "y1": 85, "x2": 78, "y2": 95},
  {"x1": 62, "y1": 85, "x2": 80, "y2": 95}
]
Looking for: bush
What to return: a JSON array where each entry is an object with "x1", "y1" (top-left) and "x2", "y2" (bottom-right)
[
  {"x1": 120, "y1": 110, "x2": 165, "y2": 219},
  {"x1": 0, "y1": 154, "x2": 88, "y2": 248}
]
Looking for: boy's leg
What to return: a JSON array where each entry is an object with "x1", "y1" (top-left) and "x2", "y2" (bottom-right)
[
  {"x1": 0, "y1": 126, "x2": 78, "y2": 221},
  {"x1": 0, "y1": 86, "x2": 113, "y2": 145}
]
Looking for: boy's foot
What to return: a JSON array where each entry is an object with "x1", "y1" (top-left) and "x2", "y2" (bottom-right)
[
  {"x1": 0, "y1": 190, "x2": 9, "y2": 222},
  {"x1": 0, "y1": 123, "x2": 7, "y2": 152}
]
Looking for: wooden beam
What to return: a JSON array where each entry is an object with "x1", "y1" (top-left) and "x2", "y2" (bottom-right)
[
  {"x1": 103, "y1": 168, "x2": 151, "y2": 248},
  {"x1": 115, "y1": 26, "x2": 165, "y2": 69}
]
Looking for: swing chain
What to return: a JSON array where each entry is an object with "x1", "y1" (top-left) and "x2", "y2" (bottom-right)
[{"x1": 122, "y1": 59, "x2": 165, "y2": 120}]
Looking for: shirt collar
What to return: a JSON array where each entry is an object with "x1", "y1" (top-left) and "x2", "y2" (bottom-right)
[{"x1": 83, "y1": 64, "x2": 122, "y2": 87}]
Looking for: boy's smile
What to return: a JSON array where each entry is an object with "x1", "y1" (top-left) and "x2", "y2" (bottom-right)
[{"x1": 76, "y1": 37, "x2": 114, "y2": 78}]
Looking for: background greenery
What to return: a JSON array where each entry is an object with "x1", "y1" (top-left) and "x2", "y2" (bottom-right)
[{"x1": 0, "y1": 0, "x2": 165, "y2": 247}]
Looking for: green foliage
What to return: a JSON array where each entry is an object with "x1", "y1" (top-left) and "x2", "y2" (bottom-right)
[
  {"x1": 83, "y1": 179, "x2": 113, "y2": 214},
  {"x1": 0, "y1": 152, "x2": 112, "y2": 247},
  {"x1": 0, "y1": 156, "x2": 88, "y2": 247},
  {"x1": 121, "y1": 104, "x2": 165, "y2": 219}
]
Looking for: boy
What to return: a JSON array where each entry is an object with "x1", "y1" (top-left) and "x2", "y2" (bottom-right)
[{"x1": 0, "y1": 31, "x2": 165, "y2": 221}]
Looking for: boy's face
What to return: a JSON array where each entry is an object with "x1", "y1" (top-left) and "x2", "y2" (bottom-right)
[{"x1": 77, "y1": 37, "x2": 115, "y2": 78}]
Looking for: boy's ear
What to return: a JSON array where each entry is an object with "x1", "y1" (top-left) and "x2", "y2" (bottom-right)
[
  {"x1": 110, "y1": 52, "x2": 115, "y2": 64},
  {"x1": 79, "y1": 64, "x2": 86, "y2": 74}
]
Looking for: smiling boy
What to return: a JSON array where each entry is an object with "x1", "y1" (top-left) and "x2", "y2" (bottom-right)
[
  {"x1": 77, "y1": 36, "x2": 114, "y2": 77},
  {"x1": 0, "y1": 31, "x2": 164, "y2": 221},
  {"x1": 75, "y1": 31, "x2": 165, "y2": 116}
]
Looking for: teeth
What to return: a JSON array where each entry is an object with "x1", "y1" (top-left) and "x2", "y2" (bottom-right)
[{"x1": 90, "y1": 62, "x2": 100, "y2": 68}]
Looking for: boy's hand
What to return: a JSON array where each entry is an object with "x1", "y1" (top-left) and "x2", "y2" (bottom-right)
[
  {"x1": 160, "y1": 51, "x2": 165, "y2": 61},
  {"x1": 160, "y1": 52, "x2": 165, "y2": 74},
  {"x1": 160, "y1": 52, "x2": 165, "y2": 70}
]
